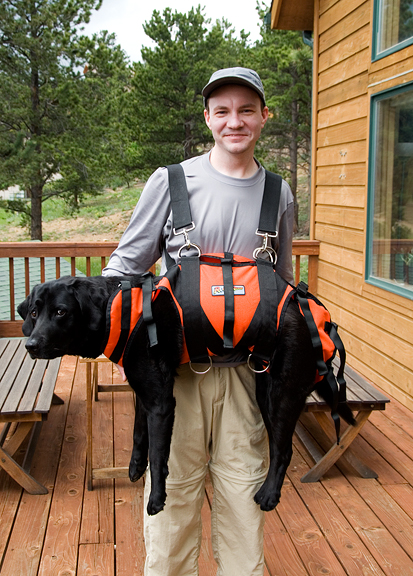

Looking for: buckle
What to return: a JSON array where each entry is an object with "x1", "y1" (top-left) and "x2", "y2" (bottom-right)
[{"x1": 296, "y1": 281, "x2": 309, "y2": 297}]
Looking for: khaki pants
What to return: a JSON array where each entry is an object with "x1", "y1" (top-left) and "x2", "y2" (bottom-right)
[{"x1": 144, "y1": 363, "x2": 269, "y2": 576}]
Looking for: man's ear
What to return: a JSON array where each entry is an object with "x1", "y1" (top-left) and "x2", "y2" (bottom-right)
[{"x1": 204, "y1": 108, "x2": 211, "y2": 130}]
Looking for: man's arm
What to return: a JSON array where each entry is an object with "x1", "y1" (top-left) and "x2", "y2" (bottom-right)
[
  {"x1": 274, "y1": 183, "x2": 295, "y2": 285},
  {"x1": 102, "y1": 168, "x2": 171, "y2": 277}
]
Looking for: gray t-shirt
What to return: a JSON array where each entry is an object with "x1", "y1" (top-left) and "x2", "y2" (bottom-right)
[{"x1": 103, "y1": 151, "x2": 295, "y2": 283}]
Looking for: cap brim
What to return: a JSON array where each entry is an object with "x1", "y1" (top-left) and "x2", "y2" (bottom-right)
[{"x1": 202, "y1": 77, "x2": 265, "y2": 104}]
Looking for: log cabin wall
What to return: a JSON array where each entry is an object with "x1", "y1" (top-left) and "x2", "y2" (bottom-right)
[{"x1": 272, "y1": 0, "x2": 413, "y2": 409}]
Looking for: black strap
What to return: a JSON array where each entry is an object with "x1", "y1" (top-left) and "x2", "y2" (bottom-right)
[
  {"x1": 249, "y1": 259, "x2": 278, "y2": 364},
  {"x1": 221, "y1": 253, "x2": 234, "y2": 350},
  {"x1": 180, "y1": 257, "x2": 210, "y2": 363},
  {"x1": 329, "y1": 322, "x2": 347, "y2": 403},
  {"x1": 141, "y1": 273, "x2": 158, "y2": 347},
  {"x1": 258, "y1": 171, "x2": 283, "y2": 234},
  {"x1": 110, "y1": 280, "x2": 132, "y2": 364},
  {"x1": 295, "y1": 281, "x2": 342, "y2": 443},
  {"x1": 166, "y1": 164, "x2": 193, "y2": 231}
]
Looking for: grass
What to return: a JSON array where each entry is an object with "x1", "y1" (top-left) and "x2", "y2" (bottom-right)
[{"x1": 0, "y1": 182, "x2": 144, "y2": 241}]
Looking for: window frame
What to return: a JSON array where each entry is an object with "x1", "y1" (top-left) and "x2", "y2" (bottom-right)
[
  {"x1": 366, "y1": 81, "x2": 413, "y2": 301},
  {"x1": 372, "y1": 0, "x2": 413, "y2": 61}
]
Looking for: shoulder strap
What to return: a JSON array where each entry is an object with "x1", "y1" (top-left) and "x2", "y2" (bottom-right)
[
  {"x1": 258, "y1": 171, "x2": 283, "y2": 235},
  {"x1": 166, "y1": 164, "x2": 192, "y2": 231}
]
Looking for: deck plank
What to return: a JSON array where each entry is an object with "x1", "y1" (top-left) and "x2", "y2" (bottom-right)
[
  {"x1": 80, "y1": 360, "x2": 114, "y2": 546},
  {"x1": 113, "y1": 387, "x2": 146, "y2": 576},
  {"x1": 78, "y1": 542, "x2": 115, "y2": 576},
  {"x1": 37, "y1": 357, "x2": 87, "y2": 576},
  {"x1": 288, "y1": 447, "x2": 386, "y2": 576}
]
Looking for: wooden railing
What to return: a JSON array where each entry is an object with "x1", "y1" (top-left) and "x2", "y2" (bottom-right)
[{"x1": 0, "y1": 240, "x2": 319, "y2": 337}]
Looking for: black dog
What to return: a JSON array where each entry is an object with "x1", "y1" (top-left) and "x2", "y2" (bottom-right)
[{"x1": 18, "y1": 274, "x2": 354, "y2": 515}]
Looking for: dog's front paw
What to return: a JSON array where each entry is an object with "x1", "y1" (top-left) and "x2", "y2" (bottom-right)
[
  {"x1": 254, "y1": 482, "x2": 280, "y2": 512},
  {"x1": 129, "y1": 457, "x2": 147, "y2": 483},
  {"x1": 147, "y1": 491, "x2": 166, "y2": 516}
]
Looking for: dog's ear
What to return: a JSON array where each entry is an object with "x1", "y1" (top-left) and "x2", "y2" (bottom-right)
[
  {"x1": 17, "y1": 293, "x2": 34, "y2": 336},
  {"x1": 65, "y1": 277, "x2": 108, "y2": 332},
  {"x1": 17, "y1": 296, "x2": 30, "y2": 320}
]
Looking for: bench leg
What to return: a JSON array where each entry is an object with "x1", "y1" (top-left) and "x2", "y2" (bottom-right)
[
  {"x1": 0, "y1": 423, "x2": 48, "y2": 495},
  {"x1": 299, "y1": 410, "x2": 376, "y2": 483},
  {"x1": 86, "y1": 362, "x2": 93, "y2": 491}
]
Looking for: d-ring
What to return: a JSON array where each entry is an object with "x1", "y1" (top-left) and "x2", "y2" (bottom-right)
[
  {"x1": 189, "y1": 357, "x2": 212, "y2": 374},
  {"x1": 247, "y1": 354, "x2": 270, "y2": 373},
  {"x1": 178, "y1": 243, "x2": 202, "y2": 258},
  {"x1": 253, "y1": 246, "x2": 277, "y2": 263}
]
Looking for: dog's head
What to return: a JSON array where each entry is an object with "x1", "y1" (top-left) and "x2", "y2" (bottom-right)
[{"x1": 18, "y1": 276, "x2": 110, "y2": 359}]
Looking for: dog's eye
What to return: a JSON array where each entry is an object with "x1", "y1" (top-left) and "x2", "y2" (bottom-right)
[
  {"x1": 30, "y1": 310, "x2": 37, "y2": 319},
  {"x1": 56, "y1": 309, "x2": 66, "y2": 317}
]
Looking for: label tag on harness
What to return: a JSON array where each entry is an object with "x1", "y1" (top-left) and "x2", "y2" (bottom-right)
[{"x1": 211, "y1": 285, "x2": 246, "y2": 296}]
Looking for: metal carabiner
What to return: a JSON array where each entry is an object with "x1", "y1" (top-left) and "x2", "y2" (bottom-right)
[
  {"x1": 174, "y1": 221, "x2": 202, "y2": 258},
  {"x1": 253, "y1": 229, "x2": 278, "y2": 262}
]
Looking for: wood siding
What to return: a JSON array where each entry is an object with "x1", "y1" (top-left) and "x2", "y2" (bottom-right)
[{"x1": 313, "y1": 0, "x2": 413, "y2": 409}]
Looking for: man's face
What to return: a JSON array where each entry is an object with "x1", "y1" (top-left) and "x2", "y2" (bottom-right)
[{"x1": 204, "y1": 84, "x2": 269, "y2": 157}]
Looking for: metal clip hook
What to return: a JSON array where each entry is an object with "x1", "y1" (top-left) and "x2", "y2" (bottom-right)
[
  {"x1": 174, "y1": 222, "x2": 202, "y2": 258},
  {"x1": 253, "y1": 229, "x2": 278, "y2": 263}
]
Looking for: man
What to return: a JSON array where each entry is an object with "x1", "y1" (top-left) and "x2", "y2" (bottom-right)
[{"x1": 103, "y1": 67, "x2": 294, "y2": 576}]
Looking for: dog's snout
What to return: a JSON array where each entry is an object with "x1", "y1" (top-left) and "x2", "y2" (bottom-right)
[{"x1": 25, "y1": 338, "x2": 41, "y2": 357}]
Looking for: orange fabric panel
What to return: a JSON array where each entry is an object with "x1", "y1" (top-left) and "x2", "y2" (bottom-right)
[{"x1": 104, "y1": 287, "x2": 143, "y2": 366}]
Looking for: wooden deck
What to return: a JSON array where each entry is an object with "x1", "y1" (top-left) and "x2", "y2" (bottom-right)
[{"x1": 1, "y1": 355, "x2": 413, "y2": 575}]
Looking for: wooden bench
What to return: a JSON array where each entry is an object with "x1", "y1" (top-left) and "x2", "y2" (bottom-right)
[
  {"x1": 0, "y1": 338, "x2": 63, "y2": 494},
  {"x1": 296, "y1": 362, "x2": 390, "y2": 483}
]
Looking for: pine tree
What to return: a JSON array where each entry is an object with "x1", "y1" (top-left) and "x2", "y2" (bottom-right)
[
  {"x1": 125, "y1": 6, "x2": 251, "y2": 176},
  {"x1": 0, "y1": 0, "x2": 130, "y2": 239}
]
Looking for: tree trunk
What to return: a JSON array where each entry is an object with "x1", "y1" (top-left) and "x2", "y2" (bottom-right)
[
  {"x1": 289, "y1": 99, "x2": 299, "y2": 233},
  {"x1": 30, "y1": 22, "x2": 43, "y2": 240},
  {"x1": 30, "y1": 185, "x2": 43, "y2": 241}
]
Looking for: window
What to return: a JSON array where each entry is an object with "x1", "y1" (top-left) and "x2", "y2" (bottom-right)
[
  {"x1": 367, "y1": 83, "x2": 413, "y2": 299},
  {"x1": 373, "y1": 0, "x2": 413, "y2": 60}
]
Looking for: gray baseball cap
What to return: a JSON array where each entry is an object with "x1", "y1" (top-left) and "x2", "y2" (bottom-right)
[{"x1": 202, "y1": 67, "x2": 266, "y2": 107}]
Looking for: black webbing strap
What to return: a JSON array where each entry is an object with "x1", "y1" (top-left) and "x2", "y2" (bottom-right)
[
  {"x1": 250, "y1": 259, "x2": 278, "y2": 364},
  {"x1": 167, "y1": 164, "x2": 193, "y2": 231},
  {"x1": 295, "y1": 281, "x2": 341, "y2": 443},
  {"x1": 141, "y1": 273, "x2": 158, "y2": 347},
  {"x1": 110, "y1": 280, "x2": 132, "y2": 364},
  {"x1": 222, "y1": 253, "x2": 234, "y2": 350},
  {"x1": 329, "y1": 322, "x2": 347, "y2": 403},
  {"x1": 258, "y1": 171, "x2": 283, "y2": 234},
  {"x1": 180, "y1": 256, "x2": 210, "y2": 363}
]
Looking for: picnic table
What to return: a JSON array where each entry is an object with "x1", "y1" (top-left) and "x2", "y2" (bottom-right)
[{"x1": 0, "y1": 338, "x2": 63, "y2": 494}]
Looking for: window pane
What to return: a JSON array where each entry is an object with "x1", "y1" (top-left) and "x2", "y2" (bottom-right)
[
  {"x1": 377, "y1": 0, "x2": 413, "y2": 53},
  {"x1": 370, "y1": 88, "x2": 413, "y2": 294}
]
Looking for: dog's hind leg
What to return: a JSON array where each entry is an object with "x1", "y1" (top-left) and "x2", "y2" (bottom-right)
[
  {"x1": 254, "y1": 369, "x2": 311, "y2": 512},
  {"x1": 129, "y1": 395, "x2": 149, "y2": 482},
  {"x1": 145, "y1": 396, "x2": 176, "y2": 515}
]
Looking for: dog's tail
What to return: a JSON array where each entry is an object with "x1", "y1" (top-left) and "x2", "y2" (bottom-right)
[{"x1": 315, "y1": 378, "x2": 356, "y2": 426}]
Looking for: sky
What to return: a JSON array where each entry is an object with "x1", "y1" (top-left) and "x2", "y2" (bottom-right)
[{"x1": 80, "y1": 0, "x2": 264, "y2": 63}]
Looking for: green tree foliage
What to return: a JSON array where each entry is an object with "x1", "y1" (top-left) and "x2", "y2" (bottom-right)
[
  {"x1": 125, "y1": 6, "x2": 251, "y2": 176},
  {"x1": 0, "y1": 0, "x2": 131, "y2": 239},
  {"x1": 251, "y1": 5, "x2": 313, "y2": 231}
]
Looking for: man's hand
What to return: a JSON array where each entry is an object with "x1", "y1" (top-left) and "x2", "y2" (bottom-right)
[{"x1": 116, "y1": 363, "x2": 127, "y2": 382}]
